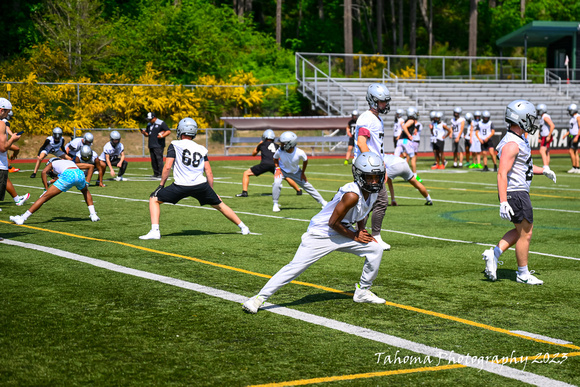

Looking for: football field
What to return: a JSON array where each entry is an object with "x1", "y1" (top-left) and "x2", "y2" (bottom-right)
[{"x1": 1, "y1": 155, "x2": 579, "y2": 386}]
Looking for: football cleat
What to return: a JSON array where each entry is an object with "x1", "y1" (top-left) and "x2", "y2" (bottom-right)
[
  {"x1": 425, "y1": 200, "x2": 433, "y2": 206},
  {"x1": 30, "y1": 173, "x2": 36, "y2": 178},
  {"x1": 321, "y1": 200, "x2": 328, "y2": 208},
  {"x1": 353, "y1": 283, "x2": 385, "y2": 304},
  {"x1": 241, "y1": 226, "x2": 250, "y2": 235},
  {"x1": 15, "y1": 193, "x2": 30, "y2": 206},
  {"x1": 114, "y1": 176, "x2": 125, "y2": 181},
  {"x1": 242, "y1": 295, "x2": 265, "y2": 314},
  {"x1": 236, "y1": 192, "x2": 248, "y2": 197},
  {"x1": 8, "y1": 166, "x2": 20, "y2": 173},
  {"x1": 296, "y1": 190, "x2": 303, "y2": 196},
  {"x1": 139, "y1": 230, "x2": 161, "y2": 240},
  {"x1": 374, "y1": 235, "x2": 391, "y2": 251},
  {"x1": 516, "y1": 271, "x2": 543, "y2": 285},
  {"x1": 10, "y1": 215, "x2": 25, "y2": 225},
  {"x1": 90, "y1": 213, "x2": 100, "y2": 222},
  {"x1": 482, "y1": 247, "x2": 503, "y2": 281},
  {"x1": 272, "y1": 203, "x2": 281, "y2": 212},
  {"x1": 568, "y1": 168, "x2": 576, "y2": 174}
]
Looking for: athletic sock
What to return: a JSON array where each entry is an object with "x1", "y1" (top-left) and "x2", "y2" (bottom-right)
[
  {"x1": 493, "y1": 246, "x2": 503, "y2": 259},
  {"x1": 518, "y1": 265, "x2": 530, "y2": 277},
  {"x1": 13, "y1": 195, "x2": 20, "y2": 203},
  {"x1": 152, "y1": 224, "x2": 160, "y2": 232},
  {"x1": 426, "y1": 194, "x2": 432, "y2": 201},
  {"x1": 237, "y1": 221, "x2": 247, "y2": 230},
  {"x1": 22, "y1": 210, "x2": 32, "y2": 221},
  {"x1": 88, "y1": 205, "x2": 96, "y2": 215}
]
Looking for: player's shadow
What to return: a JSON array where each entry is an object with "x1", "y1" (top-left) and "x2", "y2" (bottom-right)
[
  {"x1": 260, "y1": 193, "x2": 273, "y2": 197},
  {"x1": 43, "y1": 216, "x2": 91, "y2": 223},
  {"x1": 481, "y1": 268, "x2": 534, "y2": 283},
  {"x1": 0, "y1": 231, "x2": 31, "y2": 239},
  {"x1": 265, "y1": 292, "x2": 351, "y2": 310},
  {"x1": 165, "y1": 229, "x2": 231, "y2": 237}
]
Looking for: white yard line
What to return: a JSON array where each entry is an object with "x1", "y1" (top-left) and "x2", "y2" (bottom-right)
[
  {"x1": 0, "y1": 238, "x2": 574, "y2": 387},
  {"x1": 11, "y1": 183, "x2": 580, "y2": 262}
]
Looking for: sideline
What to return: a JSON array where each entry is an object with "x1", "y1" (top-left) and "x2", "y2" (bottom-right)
[{"x1": 0, "y1": 238, "x2": 576, "y2": 387}]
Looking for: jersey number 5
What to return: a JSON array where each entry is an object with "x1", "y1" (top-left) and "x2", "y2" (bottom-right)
[{"x1": 182, "y1": 150, "x2": 203, "y2": 167}]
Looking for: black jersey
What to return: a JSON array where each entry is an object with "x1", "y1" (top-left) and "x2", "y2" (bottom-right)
[
  {"x1": 347, "y1": 119, "x2": 357, "y2": 136},
  {"x1": 257, "y1": 140, "x2": 279, "y2": 164},
  {"x1": 399, "y1": 118, "x2": 415, "y2": 140},
  {"x1": 145, "y1": 119, "x2": 171, "y2": 148}
]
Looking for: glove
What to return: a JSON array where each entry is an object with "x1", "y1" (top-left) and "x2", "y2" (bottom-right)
[
  {"x1": 542, "y1": 167, "x2": 557, "y2": 184},
  {"x1": 499, "y1": 201, "x2": 514, "y2": 221},
  {"x1": 150, "y1": 185, "x2": 164, "y2": 198},
  {"x1": 90, "y1": 213, "x2": 100, "y2": 222}
]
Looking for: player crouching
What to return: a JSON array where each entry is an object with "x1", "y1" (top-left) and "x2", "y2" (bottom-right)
[
  {"x1": 243, "y1": 152, "x2": 387, "y2": 314},
  {"x1": 140, "y1": 118, "x2": 250, "y2": 240}
]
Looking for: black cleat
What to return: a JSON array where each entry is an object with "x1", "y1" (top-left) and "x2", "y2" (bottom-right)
[
  {"x1": 236, "y1": 191, "x2": 248, "y2": 197},
  {"x1": 30, "y1": 173, "x2": 36, "y2": 178},
  {"x1": 425, "y1": 201, "x2": 433, "y2": 206},
  {"x1": 296, "y1": 190, "x2": 303, "y2": 196}
]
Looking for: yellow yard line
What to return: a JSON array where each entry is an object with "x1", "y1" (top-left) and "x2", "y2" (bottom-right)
[{"x1": 3, "y1": 220, "x2": 579, "y2": 352}]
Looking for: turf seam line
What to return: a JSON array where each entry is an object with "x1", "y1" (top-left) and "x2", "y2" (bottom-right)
[{"x1": 0, "y1": 238, "x2": 575, "y2": 387}]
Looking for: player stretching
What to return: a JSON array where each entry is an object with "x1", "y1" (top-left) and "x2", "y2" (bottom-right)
[
  {"x1": 481, "y1": 100, "x2": 556, "y2": 285},
  {"x1": 243, "y1": 152, "x2": 387, "y2": 313}
]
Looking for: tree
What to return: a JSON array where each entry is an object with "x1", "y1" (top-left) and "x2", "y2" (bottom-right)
[
  {"x1": 469, "y1": 0, "x2": 478, "y2": 56},
  {"x1": 344, "y1": 0, "x2": 354, "y2": 75},
  {"x1": 33, "y1": 0, "x2": 113, "y2": 77}
]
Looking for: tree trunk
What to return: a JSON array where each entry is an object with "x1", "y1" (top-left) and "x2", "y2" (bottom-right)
[
  {"x1": 345, "y1": 0, "x2": 354, "y2": 75},
  {"x1": 390, "y1": 0, "x2": 396, "y2": 54},
  {"x1": 276, "y1": 0, "x2": 282, "y2": 45},
  {"x1": 376, "y1": 0, "x2": 383, "y2": 54},
  {"x1": 397, "y1": 0, "x2": 403, "y2": 51},
  {"x1": 520, "y1": 0, "x2": 525, "y2": 18},
  {"x1": 409, "y1": 0, "x2": 416, "y2": 55},
  {"x1": 469, "y1": 0, "x2": 478, "y2": 57},
  {"x1": 418, "y1": 0, "x2": 433, "y2": 55}
]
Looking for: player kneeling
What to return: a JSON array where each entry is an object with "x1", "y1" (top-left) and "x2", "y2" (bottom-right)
[
  {"x1": 10, "y1": 157, "x2": 100, "y2": 224},
  {"x1": 243, "y1": 152, "x2": 387, "y2": 314},
  {"x1": 140, "y1": 118, "x2": 250, "y2": 240}
]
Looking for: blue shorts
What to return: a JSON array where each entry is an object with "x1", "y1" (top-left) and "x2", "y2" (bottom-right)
[{"x1": 54, "y1": 169, "x2": 88, "y2": 192}]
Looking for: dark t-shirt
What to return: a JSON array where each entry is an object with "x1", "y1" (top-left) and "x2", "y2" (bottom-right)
[
  {"x1": 145, "y1": 119, "x2": 171, "y2": 148},
  {"x1": 256, "y1": 140, "x2": 279, "y2": 164},
  {"x1": 347, "y1": 119, "x2": 357, "y2": 136}
]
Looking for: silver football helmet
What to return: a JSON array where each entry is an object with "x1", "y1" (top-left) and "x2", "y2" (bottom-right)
[
  {"x1": 80, "y1": 145, "x2": 93, "y2": 162},
  {"x1": 366, "y1": 83, "x2": 391, "y2": 114},
  {"x1": 482, "y1": 110, "x2": 491, "y2": 120},
  {"x1": 47, "y1": 157, "x2": 60, "y2": 165},
  {"x1": 536, "y1": 103, "x2": 547, "y2": 116},
  {"x1": 505, "y1": 99, "x2": 538, "y2": 134},
  {"x1": 395, "y1": 109, "x2": 404, "y2": 118},
  {"x1": 177, "y1": 117, "x2": 198, "y2": 139},
  {"x1": 406, "y1": 107, "x2": 418, "y2": 120},
  {"x1": 83, "y1": 132, "x2": 94, "y2": 145},
  {"x1": 0, "y1": 98, "x2": 12, "y2": 111},
  {"x1": 474, "y1": 110, "x2": 482, "y2": 119},
  {"x1": 110, "y1": 130, "x2": 121, "y2": 145},
  {"x1": 262, "y1": 129, "x2": 275, "y2": 141},
  {"x1": 567, "y1": 103, "x2": 578, "y2": 116},
  {"x1": 435, "y1": 111, "x2": 444, "y2": 121},
  {"x1": 352, "y1": 152, "x2": 385, "y2": 193},
  {"x1": 279, "y1": 131, "x2": 298, "y2": 151},
  {"x1": 464, "y1": 112, "x2": 474, "y2": 123},
  {"x1": 453, "y1": 107, "x2": 462, "y2": 116},
  {"x1": 352, "y1": 110, "x2": 359, "y2": 117},
  {"x1": 429, "y1": 111, "x2": 437, "y2": 121},
  {"x1": 52, "y1": 127, "x2": 63, "y2": 141}
]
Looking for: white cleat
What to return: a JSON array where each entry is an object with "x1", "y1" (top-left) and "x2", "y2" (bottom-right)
[
  {"x1": 517, "y1": 272, "x2": 543, "y2": 285},
  {"x1": 482, "y1": 247, "x2": 503, "y2": 281},
  {"x1": 139, "y1": 230, "x2": 161, "y2": 240},
  {"x1": 15, "y1": 193, "x2": 31, "y2": 206},
  {"x1": 10, "y1": 215, "x2": 25, "y2": 225},
  {"x1": 114, "y1": 176, "x2": 125, "y2": 181},
  {"x1": 374, "y1": 234, "x2": 391, "y2": 251},
  {"x1": 241, "y1": 226, "x2": 250, "y2": 235},
  {"x1": 567, "y1": 168, "x2": 576, "y2": 174},
  {"x1": 353, "y1": 283, "x2": 385, "y2": 304},
  {"x1": 272, "y1": 203, "x2": 281, "y2": 212},
  {"x1": 242, "y1": 295, "x2": 265, "y2": 314},
  {"x1": 90, "y1": 213, "x2": 100, "y2": 222}
]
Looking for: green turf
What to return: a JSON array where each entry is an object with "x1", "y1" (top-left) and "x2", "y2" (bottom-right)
[{"x1": 1, "y1": 155, "x2": 579, "y2": 386}]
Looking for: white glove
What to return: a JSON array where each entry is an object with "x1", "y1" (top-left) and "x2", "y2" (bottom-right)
[
  {"x1": 499, "y1": 201, "x2": 514, "y2": 221},
  {"x1": 542, "y1": 167, "x2": 557, "y2": 183},
  {"x1": 90, "y1": 213, "x2": 100, "y2": 222}
]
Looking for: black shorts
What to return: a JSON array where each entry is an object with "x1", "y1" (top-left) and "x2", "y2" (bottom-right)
[
  {"x1": 0, "y1": 169, "x2": 8, "y2": 201},
  {"x1": 482, "y1": 139, "x2": 495, "y2": 150},
  {"x1": 155, "y1": 182, "x2": 221, "y2": 206},
  {"x1": 348, "y1": 136, "x2": 355, "y2": 147},
  {"x1": 569, "y1": 136, "x2": 579, "y2": 151},
  {"x1": 506, "y1": 191, "x2": 533, "y2": 224},
  {"x1": 250, "y1": 163, "x2": 275, "y2": 177},
  {"x1": 465, "y1": 138, "x2": 471, "y2": 149},
  {"x1": 433, "y1": 140, "x2": 445, "y2": 152}
]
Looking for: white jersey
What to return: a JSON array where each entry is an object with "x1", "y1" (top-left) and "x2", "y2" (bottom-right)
[
  {"x1": 432, "y1": 122, "x2": 446, "y2": 141},
  {"x1": 413, "y1": 122, "x2": 422, "y2": 142},
  {"x1": 168, "y1": 139, "x2": 208, "y2": 186},
  {"x1": 451, "y1": 117, "x2": 465, "y2": 139},
  {"x1": 539, "y1": 113, "x2": 552, "y2": 137},
  {"x1": 354, "y1": 110, "x2": 385, "y2": 158},
  {"x1": 464, "y1": 121, "x2": 472, "y2": 140},
  {"x1": 273, "y1": 147, "x2": 307, "y2": 175},
  {"x1": 476, "y1": 120, "x2": 494, "y2": 139},
  {"x1": 52, "y1": 159, "x2": 78, "y2": 174},
  {"x1": 307, "y1": 182, "x2": 377, "y2": 237},
  {"x1": 99, "y1": 141, "x2": 125, "y2": 161},
  {"x1": 497, "y1": 131, "x2": 533, "y2": 192},
  {"x1": 65, "y1": 138, "x2": 84, "y2": 157},
  {"x1": 393, "y1": 117, "x2": 404, "y2": 139},
  {"x1": 42, "y1": 136, "x2": 64, "y2": 153},
  {"x1": 569, "y1": 114, "x2": 579, "y2": 136}
]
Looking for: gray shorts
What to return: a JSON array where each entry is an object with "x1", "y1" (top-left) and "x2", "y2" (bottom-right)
[
  {"x1": 452, "y1": 139, "x2": 465, "y2": 153},
  {"x1": 387, "y1": 161, "x2": 414, "y2": 181},
  {"x1": 0, "y1": 169, "x2": 7, "y2": 201},
  {"x1": 506, "y1": 190, "x2": 533, "y2": 224}
]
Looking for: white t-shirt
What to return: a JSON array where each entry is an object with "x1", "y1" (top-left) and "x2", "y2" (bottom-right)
[
  {"x1": 52, "y1": 159, "x2": 78, "y2": 174},
  {"x1": 273, "y1": 147, "x2": 307, "y2": 174},
  {"x1": 393, "y1": 117, "x2": 404, "y2": 139},
  {"x1": 476, "y1": 120, "x2": 494, "y2": 139},
  {"x1": 99, "y1": 141, "x2": 125, "y2": 161},
  {"x1": 65, "y1": 138, "x2": 84, "y2": 157},
  {"x1": 569, "y1": 114, "x2": 579, "y2": 136},
  {"x1": 432, "y1": 122, "x2": 446, "y2": 141},
  {"x1": 413, "y1": 122, "x2": 422, "y2": 142},
  {"x1": 539, "y1": 113, "x2": 552, "y2": 137},
  {"x1": 496, "y1": 131, "x2": 533, "y2": 192},
  {"x1": 307, "y1": 182, "x2": 377, "y2": 237},
  {"x1": 354, "y1": 110, "x2": 385, "y2": 158},
  {"x1": 451, "y1": 117, "x2": 466, "y2": 139},
  {"x1": 167, "y1": 139, "x2": 209, "y2": 186}
]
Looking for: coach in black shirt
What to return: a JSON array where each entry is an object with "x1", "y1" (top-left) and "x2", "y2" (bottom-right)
[{"x1": 141, "y1": 112, "x2": 171, "y2": 178}]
